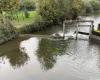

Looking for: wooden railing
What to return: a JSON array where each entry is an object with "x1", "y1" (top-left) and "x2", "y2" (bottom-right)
[{"x1": 63, "y1": 20, "x2": 94, "y2": 39}]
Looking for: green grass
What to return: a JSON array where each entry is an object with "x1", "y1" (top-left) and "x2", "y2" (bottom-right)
[{"x1": 11, "y1": 11, "x2": 42, "y2": 28}]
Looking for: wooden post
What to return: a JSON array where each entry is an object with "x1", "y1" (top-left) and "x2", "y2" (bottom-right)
[
  {"x1": 63, "y1": 21, "x2": 65, "y2": 39},
  {"x1": 76, "y1": 23, "x2": 78, "y2": 40},
  {"x1": 89, "y1": 21, "x2": 94, "y2": 39}
]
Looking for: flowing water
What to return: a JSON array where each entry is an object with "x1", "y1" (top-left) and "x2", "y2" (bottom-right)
[{"x1": 0, "y1": 15, "x2": 100, "y2": 80}]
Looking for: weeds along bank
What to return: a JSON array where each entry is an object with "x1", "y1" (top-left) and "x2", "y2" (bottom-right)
[
  {"x1": 0, "y1": 18, "x2": 18, "y2": 44},
  {"x1": 18, "y1": 20, "x2": 55, "y2": 34}
]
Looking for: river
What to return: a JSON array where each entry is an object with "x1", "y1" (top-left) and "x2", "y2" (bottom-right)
[{"x1": 0, "y1": 15, "x2": 100, "y2": 80}]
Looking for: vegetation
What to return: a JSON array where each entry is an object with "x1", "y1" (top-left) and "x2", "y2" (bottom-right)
[
  {"x1": 12, "y1": 11, "x2": 40, "y2": 28},
  {"x1": 82, "y1": 0, "x2": 100, "y2": 14},
  {"x1": 37, "y1": 0, "x2": 83, "y2": 23},
  {"x1": 19, "y1": 20, "x2": 52, "y2": 34},
  {"x1": 0, "y1": 0, "x2": 19, "y2": 13},
  {"x1": 20, "y1": 0, "x2": 36, "y2": 11},
  {"x1": 0, "y1": 18, "x2": 17, "y2": 44}
]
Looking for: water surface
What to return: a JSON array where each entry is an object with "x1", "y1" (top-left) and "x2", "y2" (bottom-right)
[
  {"x1": 0, "y1": 36, "x2": 100, "y2": 80},
  {"x1": 0, "y1": 15, "x2": 100, "y2": 80}
]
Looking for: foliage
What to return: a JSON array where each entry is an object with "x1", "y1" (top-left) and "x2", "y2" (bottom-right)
[
  {"x1": 20, "y1": 0, "x2": 36, "y2": 11},
  {"x1": 12, "y1": 11, "x2": 42, "y2": 28},
  {"x1": 82, "y1": 0, "x2": 100, "y2": 14},
  {"x1": 37, "y1": 0, "x2": 60, "y2": 23},
  {"x1": 37, "y1": 0, "x2": 83, "y2": 23},
  {"x1": 69, "y1": 0, "x2": 83, "y2": 19},
  {"x1": 85, "y1": 4, "x2": 93, "y2": 14},
  {"x1": 19, "y1": 21, "x2": 51, "y2": 34},
  {"x1": 0, "y1": 18, "x2": 17, "y2": 44},
  {"x1": 90, "y1": 0, "x2": 100, "y2": 11},
  {"x1": 0, "y1": 0, "x2": 19, "y2": 12}
]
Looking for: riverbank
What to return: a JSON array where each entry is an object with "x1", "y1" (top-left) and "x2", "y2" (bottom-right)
[
  {"x1": 12, "y1": 11, "x2": 40, "y2": 28},
  {"x1": 11, "y1": 11, "x2": 54, "y2": 34},
  {"x1": 90, "y1": 30, "x2": 100, "y2": 41},
  {"x1": 18, "y1": 21, "x2": 54, "y2": 34}
]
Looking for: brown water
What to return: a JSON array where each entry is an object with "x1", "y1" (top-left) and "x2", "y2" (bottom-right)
[{"x1": 0, "y1": 15, "x2": 100, "y2": 80}]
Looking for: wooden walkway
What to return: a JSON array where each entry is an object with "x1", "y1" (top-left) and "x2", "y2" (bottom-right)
[{"x1": 63, "y1": 20, "x2": 94, "y2": 39}]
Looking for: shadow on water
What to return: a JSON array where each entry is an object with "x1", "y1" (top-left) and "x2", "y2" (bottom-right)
[{"x1": 0, "y1": 37, "x2": 29, "y2": 68}]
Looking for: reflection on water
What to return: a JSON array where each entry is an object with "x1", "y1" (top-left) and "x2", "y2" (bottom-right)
[
  {"x1": 19, "y1": 37, "x2": 69, "y2": 70},
  {"x1": 0, "y1": 38, "x2": 29, "y2": 68},
  {"x1": 0, "y1": 36, "x2": 100, "y2": 80},
  {"x1": 19, "y1": 37, "x2": 100, "y2": 80},
  {"x1": 37, "y1": 38, "x2": 69, "y2": 70}
]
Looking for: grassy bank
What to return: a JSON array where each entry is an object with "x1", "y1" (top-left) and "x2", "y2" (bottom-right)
[
  {"x1": 18, "y1": 21, "x2": 53, "y2": 34},
  {"x1": 8, "y1": 11, "x2": 55, "y2": 34},
  {"x1": 11, "y1": 11, "x2": 41, "y2": 28},
  {"x1": 10, "y1": 11, "x2": 51, "y2": 34},
  {"x1": 92, "y1": 30, "x2": 100, "y2": 36}
]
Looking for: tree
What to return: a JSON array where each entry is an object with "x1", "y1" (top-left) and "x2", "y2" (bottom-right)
[
  {"x1": 68, "y1": 0, "x2": 82, "y2": 19},
  {"x1": 37, "y1": 0, "x2": 83, "y2": 23},
  {"x1": 0, "y1": 0, "x2": 19, "y2": 13},
  {"x1": 37, "y1": 0, "x2": 59, "y2": 23},
  {"x1": 82, "y1": 0, "x2": 100, "y2": 14},
  {"x1": 90, "y1": 0, "x2": 100, "y2": 11},
  {"x1": 20, "y1": 0, "x2": 36, "y2": 11}
]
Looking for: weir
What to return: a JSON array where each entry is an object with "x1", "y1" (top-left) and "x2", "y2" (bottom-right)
[{"x1": 63, "y1": 20, "x2": 94, "y2": 39}]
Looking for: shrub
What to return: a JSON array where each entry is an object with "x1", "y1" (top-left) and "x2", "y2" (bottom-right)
[
  {"x1": 0, "y1": 18, "x2": 17, "y2": 44},
  {"x1": 37, "y1": 0, "x2": 83, "y2": 23},
  {"x1": 18, "y1": 21, "x2": 52, "y2": 34}
]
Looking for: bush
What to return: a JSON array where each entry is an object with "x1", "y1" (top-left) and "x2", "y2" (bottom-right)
[
  {"x1": 37, "y1": 0, "x2": 83, "y2": 23},
  {"x1": 0, "y1": 18, "x2": 17, "y2": 44},
  {"x1": 90, "y1": 0, "x2": 100, "y2": 11},
  {"x1": 82, "y1": 0, "x2": 100, "y2": 14},
  {"x1": 18, "y1": 21, "x2": 52, "y2": 34},
  {"x1": 17, "y1": 12, "x2": 53, "y2": 34},
  {"x1": 20, "y1": 0, "x2": 36, "y2": 11}
]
